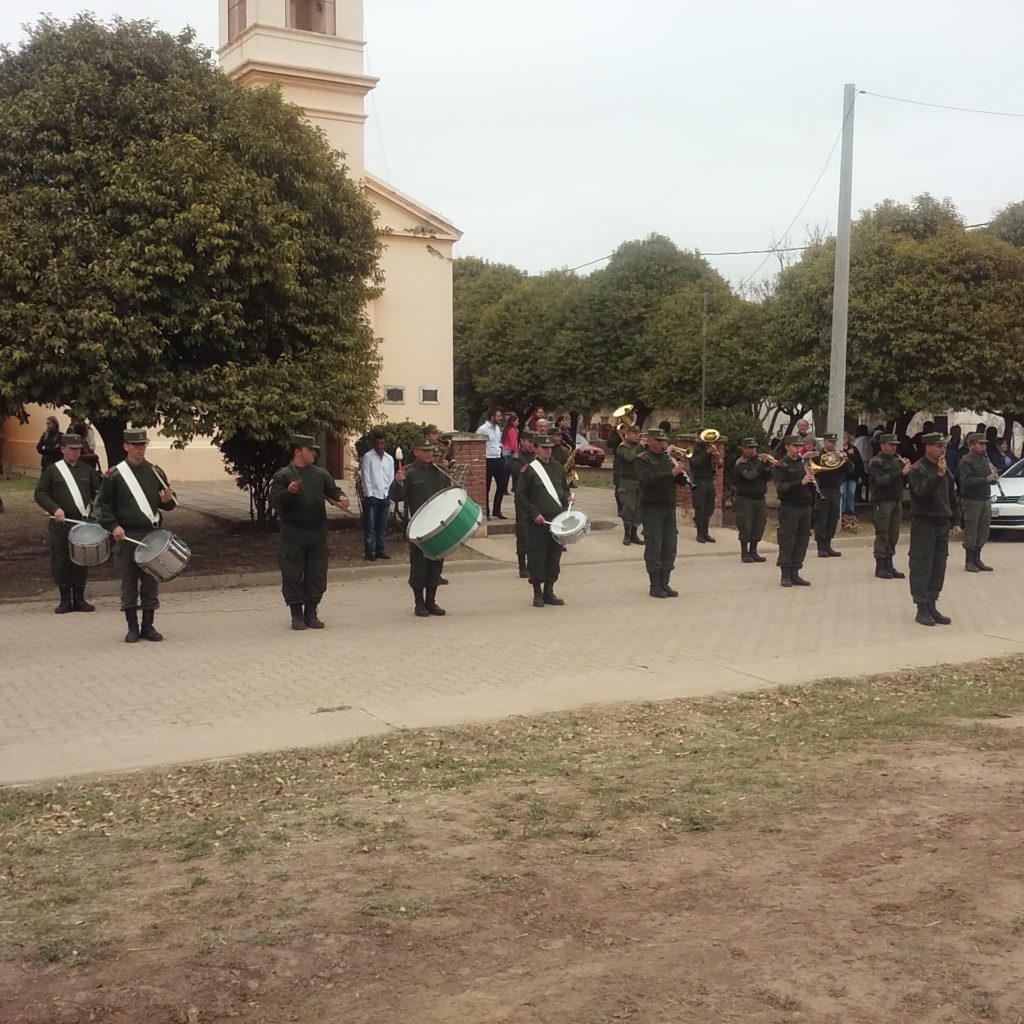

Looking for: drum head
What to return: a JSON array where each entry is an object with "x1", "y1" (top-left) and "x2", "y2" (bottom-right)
[
  {"x1": 550, "y1": 511, "x2": 584, "y2": 536},
  {"x1": 68, "y1": 523, "x2": 110, "y2": 545},
  {"x1": 407, "y1": 488, "x2": 468, "y2": 543},
  {"x1": 134, "y1": 529, "x2": 172, "y2": 565}
]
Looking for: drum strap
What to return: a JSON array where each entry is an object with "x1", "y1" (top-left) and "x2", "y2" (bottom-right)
[
  {"x1": 54, "y1": 460, "x2": 89, "y2": 517},
  {"x1": 529, "y1": 461, "x2": 561, "y2": 507},
  {"x1": 114, "y1": 463, "x2": 160, "y2": 526}
]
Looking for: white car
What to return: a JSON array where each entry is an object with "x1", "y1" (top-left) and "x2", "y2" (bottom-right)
[{"x1": 988, "y1": 461, "x2": 1024, "y2": 532}]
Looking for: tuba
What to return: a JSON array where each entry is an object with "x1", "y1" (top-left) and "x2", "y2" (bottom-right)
[{"x1": 612, "y1": 403, "x2": 637, "y2": 441}]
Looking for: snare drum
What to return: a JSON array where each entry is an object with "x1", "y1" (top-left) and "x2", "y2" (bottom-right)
[
  {"x1": 548, "y1": 509, "x2": 591, "y2": 547},
  {"x1": 406, "y1": 487, "x2": 483, "y2": 560},
  {"x1": 133, "y1": 529, "x2": 192, "y2": 582},
  {"x1": 68, "y1": 523, "x2": 113, "y2": 566}
]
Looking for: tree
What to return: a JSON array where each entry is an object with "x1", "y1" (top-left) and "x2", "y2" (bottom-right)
[
  {"x1": 0, "y1": 16, "x2": 382, "y2": 467},
  {"x1": 986, "y1": 200, "x2": 1024, "y2": 250}
]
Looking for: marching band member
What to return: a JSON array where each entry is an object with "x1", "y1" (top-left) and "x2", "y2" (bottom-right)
[
  {"x1": 512, "y1": 429, "x2": 537, "y2": 578},
  {"x1": 635, "y1": 428, "x2": 689, "y2": 598},
  {"x1": 772, "y1": 435, "x2": 814, "y2": 588},
  {"x1": 814, "y1": 433, "x2": 849, "y2": 558},
  {"x1": 958, "y1": 432, "x2": 999, "y2": 573},
  {"x1": 688, "y1": 433, "x2": 717, "y2": 543},
  {"x1": 614, "y1": 422, "x2": 644, "y2": 546},
  {"x1": 868, "y1": 433, "x2": 910, "y2": 579},
  {"x1": 516, "y1": 434, "x2": 570, "y2": 607},
  {"x1": 732, "y1": 439, "x2": 771, "y2": 564}
]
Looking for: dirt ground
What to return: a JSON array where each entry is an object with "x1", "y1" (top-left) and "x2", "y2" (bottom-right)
[{"x1": 3, "y1": 659, "x2": 1024, "y2": 1023}]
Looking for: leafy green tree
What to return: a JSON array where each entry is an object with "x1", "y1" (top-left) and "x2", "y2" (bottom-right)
[
  {"x1": 0, "y1": 16, "x2": 382, "y2": 467},
  {"x1": 986, "y1": 200, "x2": 1024, "y2": 249}
]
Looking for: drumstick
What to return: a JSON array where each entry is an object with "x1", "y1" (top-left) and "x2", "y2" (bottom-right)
[{"x1": 47, "y1": 514, "x2": 146, "y2": 546}]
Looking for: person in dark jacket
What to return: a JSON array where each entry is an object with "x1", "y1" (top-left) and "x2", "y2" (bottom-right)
[
  {"x1": 732, "y1": 439, "x2": 772, "y2": 563},
  {"x1": 36, "y1": 415, "x2": 62, "y2": 468},
  {"x1": 868, "y1": 433, "x2": 910, "y2": 580}
]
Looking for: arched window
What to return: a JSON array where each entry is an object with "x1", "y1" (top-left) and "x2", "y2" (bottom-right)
[{"x1": 288, "y1": 0, "x2": 337, "y2": 35}]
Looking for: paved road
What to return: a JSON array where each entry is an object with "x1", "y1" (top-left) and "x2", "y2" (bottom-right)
[{"x1": 3, "y1": 518, "x2": 1021, "y2": 785}]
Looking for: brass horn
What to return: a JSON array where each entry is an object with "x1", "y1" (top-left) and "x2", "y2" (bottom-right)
[
  {"x1": 699, "y1": 428, "x2": 720, "y2": 444},
  {"x1": 612, "y1": 403, "x2": 637, "y2": 441}
]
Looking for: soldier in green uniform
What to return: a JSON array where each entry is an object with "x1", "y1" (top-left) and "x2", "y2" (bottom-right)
[
  {"x1": 813, "y1": 433, "x2": 845, "y2": 557},
  {"x1": 270, "y1": 434, "x2": 350, "y2": 631},
  {"x1": 635, "y1": 428, "x2": 689, "y2": 598},
  {"x1": 33, "y1": 432, "x2": 103, "y2": 613},
  {"x1": 512, "y1": 429, "x2": 537, "y2": 578},
  {"x1": 516, "y1": 435, "x2": 570, "y2": 607},
  {"x1": 908, "y1": 432, "x2": 961, "y2": 626},
  {"x1": 614, "y1": 422, "x2": 645, "y2": 546},
  {"x1": 390, "y1": 441, "x2": 450, "y2": 616},
  {"x1": 732, "y1": 438, "x2": 771, "y2": 563},
  {"x1": 95, "y1": 429, "x2": 177, "y2": 642},
  {"x1": 772, "y1": 435, "x2": 815, "y2": 587},
  {"x1": 958, "y1": 432, "x2": 998, "y2": 573},
  {"x1": 688, "y1": 435, "x2": 717, "y2": 543},
  {"x1": 868, "y1": 433, "x2": 910, "y2": 580},
  {"x1": 607, "y1": 423, "x2": 624, "y2": 517}
]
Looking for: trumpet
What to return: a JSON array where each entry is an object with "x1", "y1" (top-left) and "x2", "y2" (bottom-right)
[
  {"x1": 665, "y1": 445, "x2": 693, "y2": 486},
  {"x1": 757, "y1": 451, "x2": 780, "y2": 467}
]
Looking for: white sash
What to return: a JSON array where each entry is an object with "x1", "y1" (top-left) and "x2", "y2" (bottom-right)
[
  {"x1": 54, "y1": 459, "x2": 89, "y2": 517},
  {"x1": 114, "y1": 462, "x2": 159, "y2": 526},
  {"x1": 529, "y1": 460, "x2": 561, "y2": 507}
]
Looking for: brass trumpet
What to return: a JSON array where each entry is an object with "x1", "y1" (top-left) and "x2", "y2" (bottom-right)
[
  {"x1": 665, "y1": 445, "x2": 693, "y2": 486},
  {"x1": 757, "y1": 451, "x2": 780, "y2": 467}
]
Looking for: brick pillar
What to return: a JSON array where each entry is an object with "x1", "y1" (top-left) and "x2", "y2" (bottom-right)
[
  {"x1": 449, "y1": 432, "x2": 488, "y2": 536},
  {"x1": 675, "y1": 436, "x2": 727, "y2": 528}
]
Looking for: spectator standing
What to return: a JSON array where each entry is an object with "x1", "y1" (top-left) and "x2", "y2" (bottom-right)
[
  {"x1": 527, "y1": 407, "x2": 546, "y2": 431},
  {"x1": 359, "y1": 431, "x2": 395, "y2": 561},
  {"x1": 853, "y1": 425, "x2": 873, "y2": 501},
  {"x1": 476, "y1": 408, "x2": 507, "y2": 519},
  {"x1": 501, "y1": 414, "x2": 520, "y2": 494},
  {"x1": 841, "y1": 432, "x2": 863, "y2": 525},
  {"x1": 997, "y1": 439, "x2": 1016, "y2": 469},
  {"x1": 945, "y1": 427, "x2": 963, "y2": 491},
  {"x1": 36, "y1": 415, "x2": 62, "y2": 468}
]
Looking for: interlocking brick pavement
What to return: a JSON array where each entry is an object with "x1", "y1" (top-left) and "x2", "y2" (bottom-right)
[{"x1": 3, "y1": 532, "x2": 1022, "y2": 784}]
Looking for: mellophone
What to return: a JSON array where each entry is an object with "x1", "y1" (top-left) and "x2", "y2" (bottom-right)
[{"x1": 53, "y1": 517, "x2": 192, "y2": 583}]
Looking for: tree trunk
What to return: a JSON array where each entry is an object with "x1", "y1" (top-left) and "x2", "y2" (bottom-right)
[
  {"x1": 894, "y1": 410, "x2": 915, "y2": 437},
  {"x1": 633, "y1": 401, "x2": 653, "y2": 431},
  {"x1": 93, "y1": 417, "x2": 127, "y2": 470}
]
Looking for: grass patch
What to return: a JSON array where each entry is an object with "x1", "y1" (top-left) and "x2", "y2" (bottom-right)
[{"x1": 574, "y1": 467, "x2": 614, "y2": 488}]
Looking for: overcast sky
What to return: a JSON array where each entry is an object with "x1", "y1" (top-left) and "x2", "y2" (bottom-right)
[{"x1": 3, "y1": 1, "x2": 1023, "y2": 287}]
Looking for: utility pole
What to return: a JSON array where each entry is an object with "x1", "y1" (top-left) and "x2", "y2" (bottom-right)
[
  {"x1": 827, "y1": 82, "x2": 856, "y2": 436},
  {"x1": 700, "y1": 285, "x2": 709, "y2": 425}
]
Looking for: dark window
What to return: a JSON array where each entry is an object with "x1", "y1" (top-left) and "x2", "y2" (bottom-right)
[
  {"x1": 288, "y1": 0, "x2": 336, "y2": 34},
  {"x1": 383, "y1": 386, "x2": 405, "y2": 404},
  {"x1": 227, "y1": 0, "x2": 247, "y2": 41}
]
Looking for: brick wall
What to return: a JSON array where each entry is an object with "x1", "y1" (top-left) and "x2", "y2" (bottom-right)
[
  {"x1": 449, "y1": 433, "x2": 488, "y2": 535},
  {"x1": 675, "y1": 437, "x2": 727, "y2": 528}
]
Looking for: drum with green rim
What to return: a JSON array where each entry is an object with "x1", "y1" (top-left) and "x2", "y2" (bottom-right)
[{"x1": 406, "y1": 487, "x2": 483, "y2": 560}]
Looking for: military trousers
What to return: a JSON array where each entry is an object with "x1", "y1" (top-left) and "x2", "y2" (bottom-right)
[
  {"x1": 526, "y1": 521, "x2": 563, "y2": 584},
  {"x1": 278, "y1": 523, "x2": 329, "y2": 606},
  {"x1": 814, "y1": 488, "x2": 841, "y2": 545},
  {"x1": 514, "y1": 502, "x2": 529, "y2": 564},
  {"x1": 691, "y1": 480, "x2": 716, "y2": 535},
  {"x1": 733, "y1": 496, "x2": 767, "y2": 544},
  {"x1": 640, "y1": 506, "x2": 677, "y2": 576},
  {"x1": 408, "y1": 544, "x2": 444, "y2": 589},
  {"x1": 908, "y1": 518, "x2": 949, "y2": 605},
  {"x1": 115, "y1": 531, "x2": 160, "y2": 611},
  {"x1": 872, "y1": 501, "x2": 902, "y2": 559},
  {"x1": 961, "y1": 498, "x2": 991, "y2": 550},
  {"x1": 776, "y1": 504, "x2": 811, "y2": 569},
  {"x1": 48, "y1": 521, "x2": 87, "y2": 587},
  {"x1": 617, "y1": 479, "x2": 640, "y2": 526}
]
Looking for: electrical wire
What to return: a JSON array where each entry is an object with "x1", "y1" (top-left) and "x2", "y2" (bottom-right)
[{"x1": 860, "y1": 90, "x2": 1024, "y2": 119}]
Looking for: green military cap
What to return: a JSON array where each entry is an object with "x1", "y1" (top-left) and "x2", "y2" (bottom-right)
[
  {"x1": 921, "y1": 432, "x2": 946, "y2": 446},
  {"x1": 412, "y1": 440, "x2": 434, "y2": 451},
  {"x1": 123, "y1": 428, "x2": 149, "y2": 444},
  {"x1": 645, "y1": 428, "x2": 669, "y2": 441},
  {"x1": 520, "y1": 428, "x2": 536, "y2": 440},
  {"x1": 822, "y1": 432, "x2": 838, "y2": 441},
  {"x1": 782, "y1": 434, "x2": 801, "y2": 446},
  {"x1": 879, "y1": 433, "x2": 899, "y2": 445},
  {"x1": 740, "y1": 437, "x2": 758, "y2": 447},
  {"x1": 533, "y1": 435, "x2": 557, "y2": 447},
  {"x1": 431, "y1": 444, "x2": 448, "y2": 456},
  {"x1": 966, "y1": 432, "x2": 987, "y2": 444},
  {"x1": 289, "y1": 433, "x2": 319, "y2": 449},
  {"x1": 60, "y1": 432, "x2": 84, "y2": 448}
]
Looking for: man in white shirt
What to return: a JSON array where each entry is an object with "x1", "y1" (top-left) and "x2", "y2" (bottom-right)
[
  {"x1": 476, "y1": 408, "x2": 507, "y2": 519},
  {"x1": 359, "y1": 432, "x2": 395, "y2": 560}
]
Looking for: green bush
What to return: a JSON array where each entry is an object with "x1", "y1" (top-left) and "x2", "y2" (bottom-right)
[{"x1": 677, "y1": 408, "x2": 768, "y2": 462}]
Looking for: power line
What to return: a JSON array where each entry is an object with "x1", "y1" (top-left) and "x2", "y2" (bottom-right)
[{"x1": 860, "y1": 90, "x2": 1024, "y2": 119}]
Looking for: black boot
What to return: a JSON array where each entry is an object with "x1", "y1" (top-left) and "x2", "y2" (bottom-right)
[
  {"x1": 965, "y1": 548, "x2": 979, "y2": 573},
  {"x1": 622, "y1": 523, "x2": 631, "y2": 546},
  {"x1": 749, "y1": 542, "x2": 766, "y2": 563},
  {"x1": 703, "y1": 531, "x2": 716, "y2": 544},
  {"x1": 827, "y1": 543, "x2": 842, "y2": 557},
  {"x1": 780, "y1": 567, "x2": 793, "y2": 588},
  {"x1": 414, "y1": 587, "x2": 429, "y2": 617},
  {"x1": 532, "y1": 582, "x2": 545, "y2": 608},
  {"x1": 304, "y1": 603, "x2": 325, "y2": 629},
  {"x1": 887, "y1": 556, "x2": 905, "y2": 580},
  {"x1": 54, "y1": 587, "x2": 74, "y2": 614},
  {"x1": 791, "y1": 569, "x2": 811, "y2": 586},
  {"x1": 975, "y1": 547, "x2": 994, "y2": 572},
  {"x1": 630, "y1": 525, "x2": 644, "y2": 545},
  {"x1": 929, "y1": 602, "x2": 951, "y2": 625},
  {"x1": 817, "y1": 542, "x2": 830, "y2": 558},
  {"x1": 140, "y1": 609, "x2": 163, "y2": 642},
  {"x1": 438, "y1": 576, "x2": 450, "y2": 585},
  {"x1": 426, "y1": 587, "x2": 446, "y2": 615},
  {"x1": 543, "y1": 582, "x2": 564, "y2": 606},
  {"x1": 874, "y1": 557, "x2": 894, "y2": 579},
  {"x1": 915, "y1": 603, "x2": 937, "y2": 627},
  {"x1": 661, "y1": 572, "x2": 678, "y2": 597},
  {"x1": 517, "y1": 555, "x2": 529, "y2": 579},
  {"x1": 741, "y1": 541, "x2": 753, "y2": 564},
  {"x1": 124, "y1": 608, "x2": 140, "y2": 643},
  {"x1": 71, "y1": 586, "x2": 95, "y2": 612},
  {"x1": 290, "y1": 603, "x2": 307, "y2": 630},
  {"x1": 696, "y1": 530, "x2": 707, "y2": 544},
  {"x1": 649, "y1": 572, "x2": 668, "y2": 598}
]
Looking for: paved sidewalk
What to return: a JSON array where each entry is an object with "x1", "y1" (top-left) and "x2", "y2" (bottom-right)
[{"x1": 3, "y1": 531, "x2": 1022, "y2": 785}]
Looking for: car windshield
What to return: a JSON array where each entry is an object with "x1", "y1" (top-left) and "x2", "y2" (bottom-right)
[{"x1": 1000, "y1": 460, "x2": 1024, "y2": 478}]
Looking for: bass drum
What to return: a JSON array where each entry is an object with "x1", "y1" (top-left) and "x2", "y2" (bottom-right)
[
  {"x1": 68, "y1": 523, "x2": 113, "y2": 567},
  {"x1": 406, "y1": 487, "x2": 483, "y2": 560},
  {"x1": 133, "y1": 529, "x2": 192, "y2": 582},
  {"x1": 548, "y1": 509, "x2": 591, "y2": 547}
]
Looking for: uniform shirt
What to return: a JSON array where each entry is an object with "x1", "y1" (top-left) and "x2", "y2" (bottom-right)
[
  {"x1": 688, "y1": 445, "x2": 715, "y2": 482},
  {"x1": 516, "y1": 458, "x2": 570, "y2": 523},
  {"x1": 34, "y1": 459, "x2": 103, "y2": 518},
  {"x1": 908, "y1": 458, "x2": 959, "y2": 524},
  {"x1": 773, "y1": 456, "x2": 813, "y2": 506},
  {"x1": 511, "y1": 449, "x2": 535, "y2": 496},
  {"x1": 635, "y1": 450, "x2": 687, "y2": 509},
  {"x1": 359, "y1": 449, "x2": 395, "y2": 500},
  {"x1": 476, "y1": 421, "x2": 503, "y2": 458},
  {"x1": 614, "y1": 441, "x2": 644, "y2": 482},
  {"x1": 868, "y1": 453, "x2": 906, "y2": 503},
  {"x1": 270, "y1": 463, "x2": 344, "y2": 529},
  {"x1": 389, "y1": 462, "x2": 449, "y2": 517},
  {"x1": 95, "y1": 459, "x2": 176, "y2": 533},
  {"x1": 958, "y1": 451, "x2": 994, "y2": 501},
  {"x1": 732, "y1": 455, "x2": 771, "y2": 499}
]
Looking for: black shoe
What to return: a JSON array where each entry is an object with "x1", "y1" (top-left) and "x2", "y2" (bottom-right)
[
  {"x1": 438, "y1": 576, "x2": 450, "y2": 585},
  {"x1": 630, "y1": 527, "x2": 644, "y2": 546},
  {"x1": 929, "y1": 602, "x2": 951, "y2": 625},
  {"x1": 425, "y1": 587, "x2": 446, "y2": 615},
  {"x1": 887, "y1": 557, "x2": 905, "y2": 580},
  {"x1": 827, "y1": 545, "x2": 842, "y2": 557},
  {"x1": 415, "y1": 603, "x2": 430, "y2": 617},
  {"x1": 791, "y1": 571, "x2": 811, "y2": 586},
  {"x1": 364, "y1": 552, "x2": 377, "y2": 561},
  {"x1": 780, "y1": 568, "x2": 793, "y2": 588},
  {"x1": 661, "y1": 574, "x2": 678, "y2": 598},
  {"x1": 304, "y1": 603, "x2": 325, "y2": 629},
  {"x1": 749, "y1": 543, "x2": 766, "y2": 563},
  {"x1": 124, "y1": 609, "x2": 140, "y2": 643},
  {"x1": 492, "y1": 512, "x2": 507, "y2": 520},
  {"x1": 55, "y1": 587, "x2": 74, "y2": 614},
  {"x1": 71, "y1": 587, "x2": 95, "y2": 612},
  {"x1": 140, "y1": 609, "x2": 163, "y2": 642},
  {"x1": 532, "y1": 583, "x2": 545, "y2": 608},
  {"x1": 622, "y1": 525, "x2": 631, "y2": 546},
  {"x1": 817, "y1": 545, "x2": 830, "y2": 558},
  {"x1": 741, "y1": 544, "x2": 753, "y2": 564},
  {"x1": 915, "y1": 603, "x2": 936, "y2": 627},
  {"x1": 704, "y1": 533, "x2": 716, "y2": 544},
  {"x1": 542, "y1": 584, "x2": 565, "y2": 606},
  {"x1": 375, "y1": 552, "x2": 391, "y2": 560},
  {"x1": 290, "y1": 603, "x2": 307, "y2": 630},
  {"x1": 696, "y1": 534, "x2": 707, "y2": 544},
  {"x1": 975, "y1": 548, "x2": 994, "y2": 572},
  {"x1": 965, "y1": 550, "x2": 979, "y2": 573},
  {"x1": 414, "y1": 587, "x2": 430, "y2": 617},
  {"x1": 648, "y1": 573, "x2": 668, "y2": 598},
  {"x1": 875, "y1": 557, "x2": 894, "y2": 580}
]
